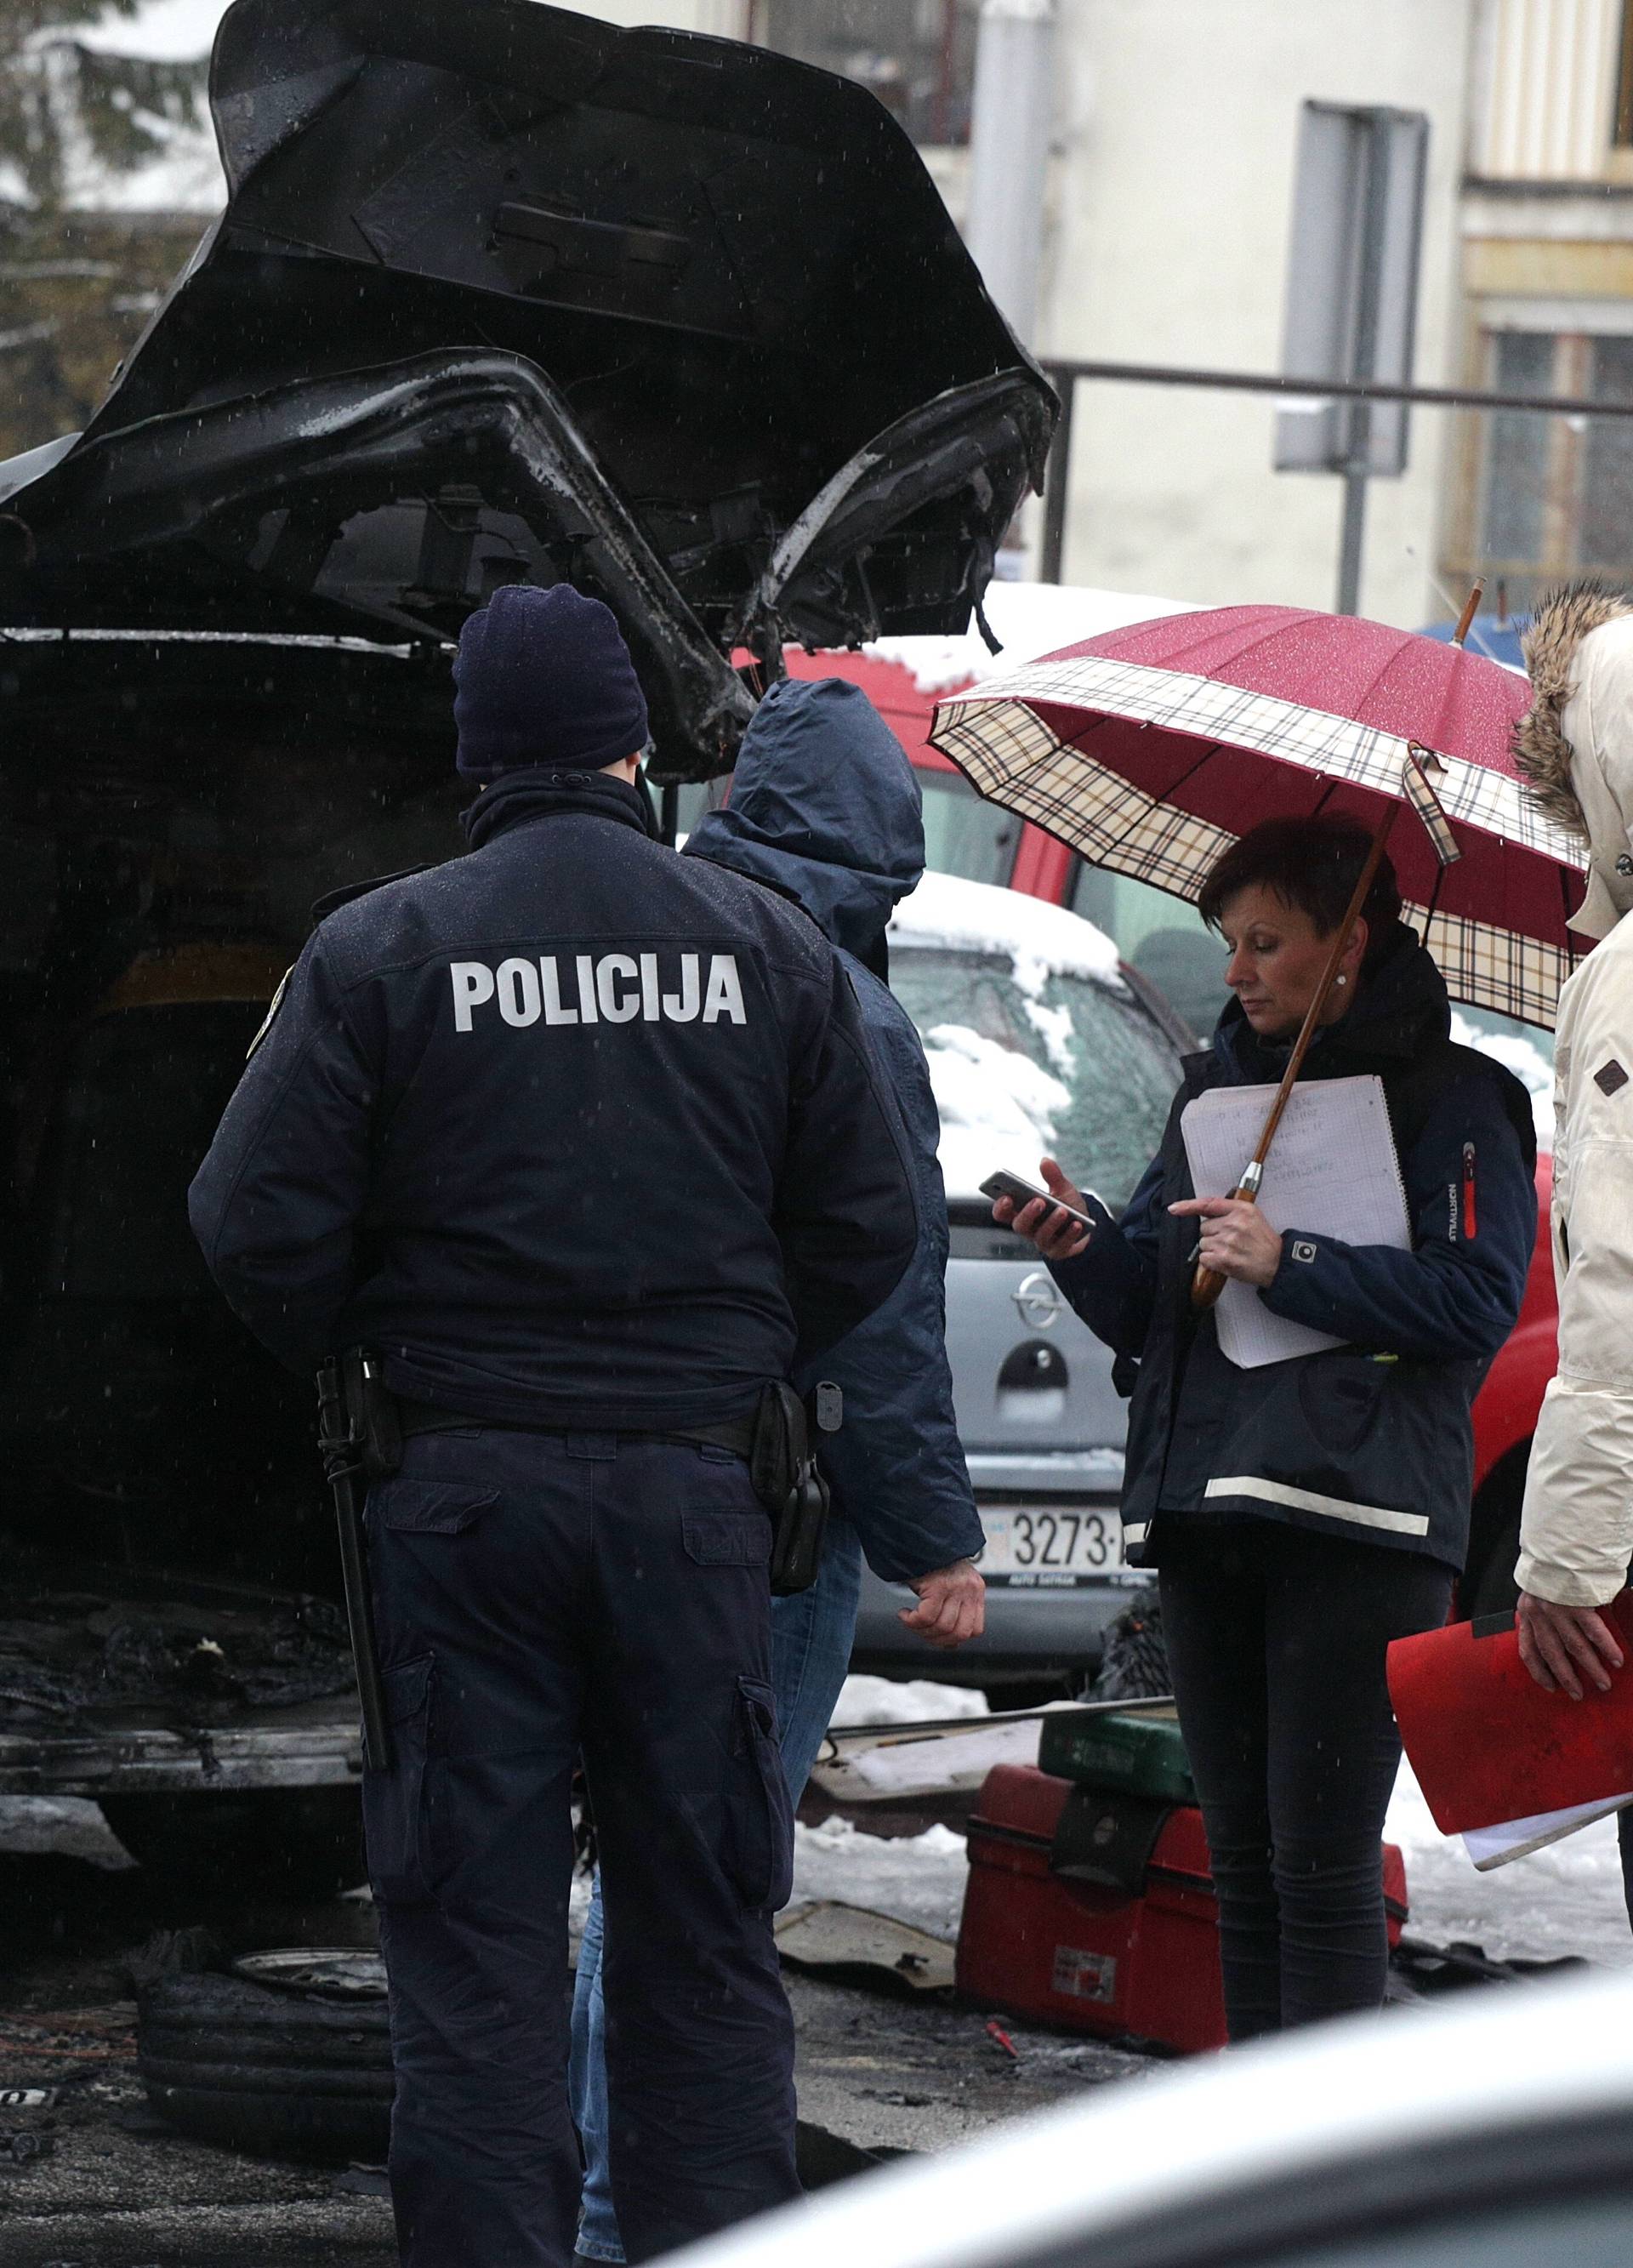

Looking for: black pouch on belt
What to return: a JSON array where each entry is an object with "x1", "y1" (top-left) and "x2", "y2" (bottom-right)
[
  {"x1": 750, "y1": 1381, "x2": 837, "y2": 1597},
  {"x1": 339, "y1": 1348, "x2": 405, "y2": 1480}
]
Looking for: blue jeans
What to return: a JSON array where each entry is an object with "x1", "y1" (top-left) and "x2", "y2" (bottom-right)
[{"x1": 570, "y1": 1513, "x2": 862, "y2": 2262}]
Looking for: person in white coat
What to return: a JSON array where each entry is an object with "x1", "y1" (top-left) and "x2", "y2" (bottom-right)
[{"x1": 1512, "y1": 583, "x2": 1633, "y2": 1924}]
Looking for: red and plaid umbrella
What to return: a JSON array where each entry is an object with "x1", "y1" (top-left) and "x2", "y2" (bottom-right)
[{"x1": 930, "y1": 603, "x2": 1588, "y2": 1028}]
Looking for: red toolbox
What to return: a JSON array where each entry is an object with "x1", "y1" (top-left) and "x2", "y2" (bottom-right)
[{"x1": 956, "y1": 1764, "x2": 1408, "y2": 2054}]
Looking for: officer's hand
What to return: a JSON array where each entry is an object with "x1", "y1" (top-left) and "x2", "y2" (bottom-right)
[
  {"x1": 992, "y1": 1157, "x2": 1090, "y2": 1262},
  {"x1": 899, "y1": 1559, "x2": 986, "y2": 1650},
  {"x1": 1516, "y1": 1590, "x2": 1624, "y2": 1700}
]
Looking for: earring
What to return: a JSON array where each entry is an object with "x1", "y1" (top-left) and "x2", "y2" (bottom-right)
[{"x1": 1334, "y1": 973, "x2": 1349, "y2": 988}]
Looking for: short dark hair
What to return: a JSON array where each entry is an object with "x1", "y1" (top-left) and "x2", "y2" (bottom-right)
[{"x1": 1198, "y1": 816, "x2": 1403, "y2": 962}]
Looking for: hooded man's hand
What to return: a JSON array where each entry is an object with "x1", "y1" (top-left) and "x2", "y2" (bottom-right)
[{"x1": 899, "y1": 1559, "x2": 985, "y2": 1650}]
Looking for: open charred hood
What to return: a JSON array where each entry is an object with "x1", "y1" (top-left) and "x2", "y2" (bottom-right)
[{"x1": 0, "y1": 0, "x2": 1055, "y2": 778}]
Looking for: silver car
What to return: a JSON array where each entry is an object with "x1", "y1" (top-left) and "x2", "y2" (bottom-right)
[{"x1": 851, "y1": 872, "x2": 1189, "y2": 1694}]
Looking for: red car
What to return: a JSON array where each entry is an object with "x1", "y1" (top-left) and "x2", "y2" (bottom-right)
[{"x1": 774, "y1": 644, "x2": 1560, "y2": 1619}]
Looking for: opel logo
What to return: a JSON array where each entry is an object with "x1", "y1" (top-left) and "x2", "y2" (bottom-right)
[{"x1": 1012, "y1": 1271, "x2": 1062, "y2": 1330}]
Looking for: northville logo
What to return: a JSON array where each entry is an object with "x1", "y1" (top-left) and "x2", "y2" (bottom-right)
[{"x1": 452, "y1": 954, "x2": 747, "y2": 1030}]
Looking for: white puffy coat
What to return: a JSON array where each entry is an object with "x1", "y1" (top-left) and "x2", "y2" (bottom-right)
[{"x1": 1513, "y1": 590, "x2": 1633, "y2": 1606}]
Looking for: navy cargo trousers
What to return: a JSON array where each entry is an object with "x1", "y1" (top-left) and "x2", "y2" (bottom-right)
[{"x1": 361, "y1": 1425, "x2": 799, "y2": 2267}]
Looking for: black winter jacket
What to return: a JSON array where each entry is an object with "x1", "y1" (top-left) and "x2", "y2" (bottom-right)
[
  {"x1": 1051, "y1": 927, "x2": 1538, "y2": 1571},
  {"x1": 188, "y1": 768, "x2": 918, "y2": 1431},
  {"x1": 686, "y1": 676, "x2": 985, "y2": 1583}
]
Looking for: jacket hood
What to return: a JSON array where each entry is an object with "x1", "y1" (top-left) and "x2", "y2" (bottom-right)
[
  {"x1": 683, "y1": 678, "x2": 924, "y2": 961},
  {"x1": 1215, "y1": 920, "x2": 1449, "y2": 1074},
  {"x1": 1516, "y1": 579, "x2": 1633, "y2": 937}
]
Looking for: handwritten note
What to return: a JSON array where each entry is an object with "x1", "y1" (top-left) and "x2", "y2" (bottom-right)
[{"x1": 1181, "y1": 1075, "x2": 1412, "y2": 1370}]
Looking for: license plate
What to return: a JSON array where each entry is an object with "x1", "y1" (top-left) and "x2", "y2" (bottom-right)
[{"x1": 978, "y1": 1505, "x2": 1124, "y2": 1582}]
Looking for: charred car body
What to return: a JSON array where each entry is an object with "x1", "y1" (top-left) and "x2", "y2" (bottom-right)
[{"x1": 0, "y1": 0, "x2": 1055, "y2": 1875}]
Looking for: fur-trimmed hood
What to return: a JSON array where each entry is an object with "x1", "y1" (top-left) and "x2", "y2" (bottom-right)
[{"x1": 1517, "y1": 579, "x2": 1633, "y2": 937}]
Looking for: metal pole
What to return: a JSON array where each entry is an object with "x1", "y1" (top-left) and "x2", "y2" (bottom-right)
[
  {"x1": 1335, "y1": 470, "x2": 1368, "y2": 617},
  {"x1": 964, "y1": 0, "x2": 1056, "y2": 349},
  {"x1": 1334, "y1": 111, "x2": 1391, "y2": 617},
  {"x1": 1039, "y1": 369, "x2": 1075, "y2": 584},
  {"x1": 1038, "y1": 357, "x2": 1633, "y2": 425}
]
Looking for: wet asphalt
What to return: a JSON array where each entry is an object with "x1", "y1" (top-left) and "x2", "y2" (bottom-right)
[{"x1": 0, "y1": 1804, "x2": 1146, "y2": 2267}]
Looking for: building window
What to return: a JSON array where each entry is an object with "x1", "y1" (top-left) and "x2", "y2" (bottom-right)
[
  {"x1": 757, "y1": 0, "x2": 979, "y2": 145},
  {"x1": 1481, "y1": 331, "x2": 1554, "y2": 567},
  {"x1": 1580, "y1": 335, "x2": 1633, "y2": 567},
  {"x1": 1470, "y1": 327, "x2": 1633, "y2": 607}
]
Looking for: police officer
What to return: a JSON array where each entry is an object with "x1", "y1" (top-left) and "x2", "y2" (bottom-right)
[{"x1": 188, "y1": 584, "x2": 919, "y2": 2268}]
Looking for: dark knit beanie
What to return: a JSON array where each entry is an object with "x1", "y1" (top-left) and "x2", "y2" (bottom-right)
[{"x1": 452, "y1": 584, "x2": 650, "y2": 778}]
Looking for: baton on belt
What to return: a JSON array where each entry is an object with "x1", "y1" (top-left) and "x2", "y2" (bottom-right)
[{"x1": 316, "y1": 1353, "x2": 394, "y2": 1774}]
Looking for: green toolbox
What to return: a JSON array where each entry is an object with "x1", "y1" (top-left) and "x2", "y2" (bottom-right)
[{"x1": 1037, "y1": 1707, "x2": 1196, "y2": 1805}]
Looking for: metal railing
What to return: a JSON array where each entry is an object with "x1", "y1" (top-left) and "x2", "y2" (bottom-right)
[{"x1": 1035, "y1": 356, "x2": 1633, "y2": 590}]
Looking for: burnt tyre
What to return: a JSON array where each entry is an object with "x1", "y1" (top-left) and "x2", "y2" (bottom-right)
[
  {"x1": 101, "y1": 1786, "x2": 367, "y2": 1900},
  {"x1": 138, "y1": 1952, "x2": 392, "y2": 2163}
]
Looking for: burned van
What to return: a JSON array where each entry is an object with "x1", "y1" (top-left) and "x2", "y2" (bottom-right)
[{"x1": 0, "y1": 0, "x2": 1054, "y2": 1883}]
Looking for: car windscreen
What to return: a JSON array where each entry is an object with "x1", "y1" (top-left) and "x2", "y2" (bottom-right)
[{"x1": 890, "y1": 945, "x2": 1181, "y2": 1213}]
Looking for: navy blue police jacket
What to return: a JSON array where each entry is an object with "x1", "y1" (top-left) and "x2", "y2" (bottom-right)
[
  {"x1": 187, "y1": 767, "x2": 919, "y2": 1433},
  {"x1": 1050, "y1": 925, "x2": 1538, "y2": 1571},
  {"x1": 685, "y1": 675, "x2": 986, "y2": 1583}
]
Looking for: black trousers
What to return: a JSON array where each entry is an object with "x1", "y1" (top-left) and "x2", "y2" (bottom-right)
[
  {"x1": 361, "y1": 1427, "x2": 799, "y2": 2268},
  {"x1": 1158, "y1": 1518, "x2": 1454, "y2": 2043}
]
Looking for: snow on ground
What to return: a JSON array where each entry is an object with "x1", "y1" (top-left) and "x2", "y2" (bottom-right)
[
  {"x1": 798, "y1": 1766, "x2": 1633, "y2": 1968},
  {"x1": 828, "y1": 1675, "x2": 990, "y2": 1728},
  {"x1": 1385, "y1": 1762, "x2": 1632, "y2": 1972},
  {"x1": 871, "y1": 582, "x2": 1203, "y2": 698},
  {"x1": 792, "y1": 1817, "x2": 972, "y2": 1942},
  {"x1": 810, "y1": 1682, "x2": 1632, "y2": 1971}
]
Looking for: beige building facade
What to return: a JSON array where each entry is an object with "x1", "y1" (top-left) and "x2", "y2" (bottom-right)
[{"x1": 1450, "y1": 0, "x2": 1633, "y2": 610}]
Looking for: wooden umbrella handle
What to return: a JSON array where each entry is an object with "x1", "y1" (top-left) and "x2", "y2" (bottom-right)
[{"x1": 1191, "y1": 1165, "x2": 1262, "y2": 1312}]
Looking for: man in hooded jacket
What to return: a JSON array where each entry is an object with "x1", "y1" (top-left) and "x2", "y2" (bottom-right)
[
  {"x1": 1511, "y1": 583, "x2": 1633, "y2": 1923},
  {"x1": 567, "y1": 675, "x2": 987, "y2": 2266}
]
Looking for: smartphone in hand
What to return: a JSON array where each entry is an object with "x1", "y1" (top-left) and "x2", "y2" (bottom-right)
[{"x1": 979, "y1": 1170, "x2": 1100, "y2": 1234}]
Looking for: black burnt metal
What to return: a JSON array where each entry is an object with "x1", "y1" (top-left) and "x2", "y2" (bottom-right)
[{"x1": 0, "y1": 0, "x2": 1057, "y2": 779}]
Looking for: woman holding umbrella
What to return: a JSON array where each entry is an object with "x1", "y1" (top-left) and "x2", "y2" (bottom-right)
[{"x1": 996, "y1": 812, "x2": 1538, "y2": 2039}]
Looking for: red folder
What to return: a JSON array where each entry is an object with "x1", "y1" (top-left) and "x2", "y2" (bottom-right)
[{"x1": 1387, "y1": 1592, "x2": 1633, "y2": 1835}]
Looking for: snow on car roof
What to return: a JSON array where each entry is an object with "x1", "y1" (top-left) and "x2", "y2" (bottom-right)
[
  {"x1": 868, "y1": 578, "x2": 1203, "y2": 697},
  {"x1": 889, "y1": 869, "x2": 1124, "y2": 989}
]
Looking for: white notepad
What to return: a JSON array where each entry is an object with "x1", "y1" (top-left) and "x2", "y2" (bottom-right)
[
  {"x1": 1462, "y1": 1789, "x2": 1633, "y2": 1872},
  {"x1": 1180, "y1": 1075, "x2": 1412, "y2": 1370}
]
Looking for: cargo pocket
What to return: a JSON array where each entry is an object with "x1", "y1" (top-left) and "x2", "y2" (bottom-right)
[
  {"x1": 725, "y1": 1675, "x2": 794, "y2": 1913},
  {"x1": 361, "y1": 1655, "x2": 434, "y2": 1906},
  {"x1": 370, "y1": 1480, "x2": 497, "y2": 1536},
  {"x1": 683, "y1": 1513, "x2": 771, "y2": 1567},
  {"x1": 1296, "y1": 1354, "x2": 1385, "y2": 1461}
]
